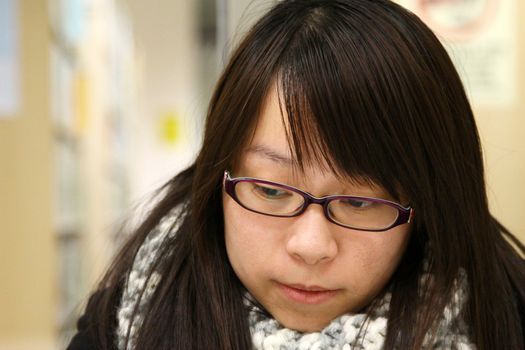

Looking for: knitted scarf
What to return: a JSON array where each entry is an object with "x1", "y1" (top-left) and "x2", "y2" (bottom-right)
[{"x1": 116, "y1": 213, "x2": 475, "y2": 350}]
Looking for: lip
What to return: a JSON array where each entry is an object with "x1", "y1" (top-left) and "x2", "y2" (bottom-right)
[{"x1": 277, "y1": 282, "x2": 339, "y2": 304}]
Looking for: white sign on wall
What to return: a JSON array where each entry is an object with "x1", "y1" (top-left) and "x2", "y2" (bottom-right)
[{"x1": 395, "y1": 0, "x2": 518, "y2": 108}]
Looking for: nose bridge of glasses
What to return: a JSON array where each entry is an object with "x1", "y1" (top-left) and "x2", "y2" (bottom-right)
[{"x1": 301, "y1": 192, "x2": 334, "y2": 214}]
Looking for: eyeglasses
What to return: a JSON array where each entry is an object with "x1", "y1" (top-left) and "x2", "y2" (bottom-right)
[{"x1": 223, "y1": 171, "x2": 413, "y2": 232}]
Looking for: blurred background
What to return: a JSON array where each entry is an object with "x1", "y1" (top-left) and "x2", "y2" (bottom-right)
[{"x1": 0, "y1": 0, "x2": 523, "y2": 348}]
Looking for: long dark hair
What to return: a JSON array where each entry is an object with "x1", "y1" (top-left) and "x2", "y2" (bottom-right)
[{"x1": 83, "y1": 0, "x2": 525, "y2": 349}]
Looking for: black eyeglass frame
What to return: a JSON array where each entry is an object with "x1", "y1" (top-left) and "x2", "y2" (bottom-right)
[{"x1": 223, "y1": 171, "x2": 414, "y2": 232}]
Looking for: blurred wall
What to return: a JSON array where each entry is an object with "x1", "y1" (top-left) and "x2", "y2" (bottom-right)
[
  {"x1": 0, "y1": 1, "x2": 57, "y2": 349},
  {"x1": 477, "y1": 0, "x2": 525, "y2": 242},
  {"x1": 1, "y1": 0, "x2": 139, "y2": 347},
  {"x1": 127, "y1": 0, "x2": 201, "y2": 205}
]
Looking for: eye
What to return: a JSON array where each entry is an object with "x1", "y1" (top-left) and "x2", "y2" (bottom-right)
[
  {"x1": 340, "y1": 198, "x2": 374, "y2": 209},
  {"x1": 252, "y1": 184, "x2": 290, "y2": 199}
]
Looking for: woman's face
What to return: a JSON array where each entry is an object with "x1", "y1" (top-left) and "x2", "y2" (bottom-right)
[{"x1": 223, "y1": 86, "x2": 412, "y2": 332}]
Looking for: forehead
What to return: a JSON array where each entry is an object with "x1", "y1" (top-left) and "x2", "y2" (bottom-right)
[
  {"x1": 249, "y1": 84, "x2": 290, "y2": 157},
  {"x1": 236, "y1": 83, "x2": 400, "y2": 198},
  {"x1": 244, "y1": 83, "x2": 333, "y2": 175},
  {"x1": 240, "y1": 84, "x2": 359, "y2": 185}
]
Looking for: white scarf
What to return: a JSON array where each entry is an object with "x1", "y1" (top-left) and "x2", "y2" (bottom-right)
[{"x1": 116, "y1": 213, "x2": 475, "y2": 349}]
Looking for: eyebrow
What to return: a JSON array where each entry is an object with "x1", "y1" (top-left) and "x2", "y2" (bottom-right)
[{"x1": 245, "y1": 145, "x2": 293, "y2": 166}]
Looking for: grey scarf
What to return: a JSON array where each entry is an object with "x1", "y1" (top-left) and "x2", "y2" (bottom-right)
[{"x1": 116, "y1": 213, "x2": 474, "y2": 349}]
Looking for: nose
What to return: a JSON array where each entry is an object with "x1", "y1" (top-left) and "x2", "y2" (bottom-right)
[{"x1": 285, "y1": 204, "x2": 338, "y2": 265}]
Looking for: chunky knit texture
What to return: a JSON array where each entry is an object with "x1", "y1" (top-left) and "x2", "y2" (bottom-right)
[{"x1": 116, "y1": 213, "x2": 475, "y2": 349}]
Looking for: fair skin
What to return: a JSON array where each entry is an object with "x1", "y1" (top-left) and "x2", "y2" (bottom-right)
[{"x1": 223, "y1": 85, "x2": 412, "y2": 332}]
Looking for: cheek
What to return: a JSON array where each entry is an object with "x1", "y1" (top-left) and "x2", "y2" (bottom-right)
[
  {"x1": 223, "y1": 195, "x2": 277, "y2": 280},
  {"x1": 342, "y1": 225, "x2": 411, "y2": 289},
  {"x1": 223, "y1": 198, "x2": 249, "y2": 267}
]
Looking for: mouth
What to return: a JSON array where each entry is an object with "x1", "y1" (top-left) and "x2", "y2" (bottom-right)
[{"x1": 276, "y1": 282, "x2": 340, "y2": 305}]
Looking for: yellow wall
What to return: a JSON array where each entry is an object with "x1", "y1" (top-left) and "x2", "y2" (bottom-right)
[
  {"x1": 476, "y1": 0, "x2": 525, "y2": 243},
  {"x1": 0, "y1": 0, "x2": 57, "y2": 349}
]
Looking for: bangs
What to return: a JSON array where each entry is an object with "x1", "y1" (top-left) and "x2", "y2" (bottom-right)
[{"x1": 273, "y1": 6, "x2": 425, "y2": 200}]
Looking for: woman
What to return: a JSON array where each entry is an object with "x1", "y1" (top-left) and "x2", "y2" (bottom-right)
[{"x1": 68, "y1": 0, "x2": 525, "y2": 349}]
